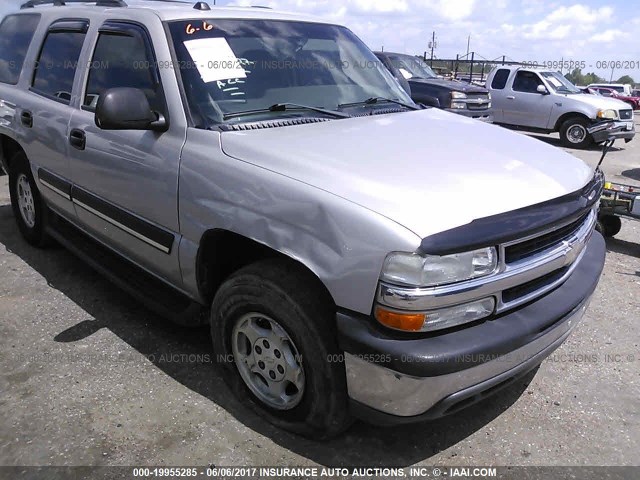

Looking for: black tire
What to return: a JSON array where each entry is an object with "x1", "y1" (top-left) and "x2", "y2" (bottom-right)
[
  {"x1": 8, "y1": 151, "x2": 50, "y2": 247},
  {"x1": 210, "y1": 258, "x2": 352, "y2": 438},
  {"x1": 560, "y1": 116, "x2": 593, "y2": 149},
  {"x1": 597, "y1": 214, "x2": 622, "y2": 237}
]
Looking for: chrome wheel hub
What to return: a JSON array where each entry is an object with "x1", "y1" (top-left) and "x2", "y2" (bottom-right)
[
  {"x1": 16, "y1": 174, "x2": 36, "y2": 228},
  {"x1": 231, "y1": 313, "x2": 305, "y2": 410},
  {"x1": 567, "y1": 124, "x2": 587, "y2": 143}
]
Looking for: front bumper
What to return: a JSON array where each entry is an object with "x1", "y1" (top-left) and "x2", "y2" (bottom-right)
[
  {"x1": 337, "y1": 231, "x2": 605, "y2": 424},
  {"x1": 446, "y1": 107, "x2": 493, "y2": 123},
  {"x1": 589, "y1": 119, "x2": 635, "y2": 143}
]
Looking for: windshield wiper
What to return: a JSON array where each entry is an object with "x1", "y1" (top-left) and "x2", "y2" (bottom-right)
[
  {"x1": 223, "y1": 103, "x2": 350, "y2": 120},
  {"x1": 338, "y1": 97, "x2": 419, "y2": 111}
]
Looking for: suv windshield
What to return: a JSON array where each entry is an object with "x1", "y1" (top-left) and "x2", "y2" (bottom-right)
[
  {"x1": 168, "y1": 19, "x2": 413, "y2": 125},
  {"x1": 386, "y1": 53, "x2": 437, "y2": 80},
  {"x1": 540, "y1": 71, "x2": 581, "y2": 94}
]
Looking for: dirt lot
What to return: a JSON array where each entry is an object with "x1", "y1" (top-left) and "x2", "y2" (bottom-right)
[{"x1": 1, "y1": 121, "x2": 639, "y2": 470}]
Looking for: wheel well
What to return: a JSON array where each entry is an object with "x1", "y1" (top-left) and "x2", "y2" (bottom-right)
[
  {"x1": 196, "y1": 229, "x2": 335, "y2": 307},
  {"x1": 0, "y1": 135, "x2": 25, "y2": 173},
  {"x1": 554, "y1": 112, "x2": 590, "y2": 132}
]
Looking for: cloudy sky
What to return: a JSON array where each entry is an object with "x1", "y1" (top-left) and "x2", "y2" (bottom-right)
[{"x1": 1, "y1": 0, "x2": 638, "y2": 80}]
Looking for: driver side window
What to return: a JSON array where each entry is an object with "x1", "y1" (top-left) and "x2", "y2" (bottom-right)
[
  {"x1": 83, "y1": 24, "x2": 164, "y2": 114},
  {"x1": 513, "y1": 71, "x2": 543, "y2": 93}
]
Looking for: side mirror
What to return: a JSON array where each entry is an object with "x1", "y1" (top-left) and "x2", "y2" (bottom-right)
[
  {"x1": 95, "y1": 88, "x2": 167, "y2": 132},
  {"x1": 536, "y1": 84, "x2": 549, "y2": 95},
  {"x1": 419, "y1": 95, "x2": 441, "y2": 108}
]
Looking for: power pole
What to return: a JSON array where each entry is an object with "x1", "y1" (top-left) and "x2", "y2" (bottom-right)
[
  {"x1": 428, "y1": 31, "x2": 437, "y2": 67},
  {"x1": 466, "y1": 35, "x2": 470, "y2": 57}
]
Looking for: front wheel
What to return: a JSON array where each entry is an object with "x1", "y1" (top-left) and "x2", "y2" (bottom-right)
[
  {"x1": 210, "y1": 259, "x2": 352, "y2": 438},
  {"x1": 596, "y1": 214, "x2": 622, "y2": 237},
  {"x1": 560, "y1": 117, "x2": 593, "y2": 149}
]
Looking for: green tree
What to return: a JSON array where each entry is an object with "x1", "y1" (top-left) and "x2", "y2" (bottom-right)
[
  {"x1": 583, "y1": 72, "x2": 605, "y2": 85},
  {"x1": 616, "y1": 75, "x2": 635, "y2": 85},
  {"x1": 565, "y1": 68, "x2": 584, "y2": 85},
  {"x1": 565, "y1": 68, "x2": 604, "y2": 86}
]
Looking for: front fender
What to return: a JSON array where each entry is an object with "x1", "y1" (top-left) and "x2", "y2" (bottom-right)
[
  {"x1": 549, "y1": 98, "x2": 598, "y2": 129},
  {"x1": 177, "y1": 129, "x2": 421, "y2": 315}
]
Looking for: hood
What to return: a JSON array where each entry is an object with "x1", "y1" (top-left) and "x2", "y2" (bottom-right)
[
  {"x1": 567, "y1": 93, "x2": 631, "y2": 111},
  {"x1": 409, "y1": 78, "x2": 488, "y2": 94},
  {"x1": 220, "y1": 109, "x2": 593, "y2": 239}
]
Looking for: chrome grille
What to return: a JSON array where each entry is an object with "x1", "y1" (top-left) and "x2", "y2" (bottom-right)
[
  {"x1": 619, "y1": 109, "x2": 633, "y2": 120},
  {"x1": 504, "y1": 212, "x2": 589, "y2": 264},
  {"x1": 501, "y1": 266, "x2": 568, "y2": 304},
  {"x1": 465, "y1": 94, "x2": 491, "y2": 111}
]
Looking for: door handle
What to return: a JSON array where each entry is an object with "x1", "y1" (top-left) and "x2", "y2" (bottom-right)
[
  {"x1": 20, "y1": 110, "x2": 33, "y2": 128},
  {"x1": 506, "y1": 96, "x2": 515, "y2": 100},
  {"x1": 69, "y1": 128, "x2": 86, "y2": 150}
]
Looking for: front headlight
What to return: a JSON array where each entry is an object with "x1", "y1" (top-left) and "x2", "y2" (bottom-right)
[
  {"x1": 451, "y1": 91, "x2": 467, "y2": 99},
  {"x1": 597, "y1": 109, "x2": 618, "y2": 120},
  {"x1": 380, "y1": 247, "x2": 498, "y2": 287}
]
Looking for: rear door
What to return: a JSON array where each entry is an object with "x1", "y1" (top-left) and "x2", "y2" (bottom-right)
[
  {"x1": 67, "y1": 21, "x2": 186, "y2": 285},
  {"x1": 22, "y1": 19, "x2": 89, "y2": 219}
]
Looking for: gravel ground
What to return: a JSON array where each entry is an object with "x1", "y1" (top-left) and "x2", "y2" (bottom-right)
[{"x1": 0, "y1": 121, "x2": 639, "y2": 470}]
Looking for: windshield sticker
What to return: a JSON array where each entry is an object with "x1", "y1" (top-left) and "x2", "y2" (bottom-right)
[
  {"x1": 184, "y1": 38, "x2": 247, "y2": 83},
  {"x1": 399, "y1": 68, "x2": 413, "y2": 79},
  {"x1": 185, "y1": 21, "x2": 214, "y2": 35}
]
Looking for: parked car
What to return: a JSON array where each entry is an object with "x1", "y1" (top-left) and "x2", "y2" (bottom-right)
[
  {"x1": 587, "y1": 83, "x2": 632, "y2": 96},
  {"x1": 375, "y1": 51, "x2": 493, "y2": 122},
  {"x1": 587, "y1": 87, "x2": 640, "y2": 110},
  {"x1": 633, "y1": 89, "x2": 640, "y2": 98},
  {"x1": 488, "y1": 66, "x2": 635, "y2": 148},
  {"x1": 1, "y1": 0, "x2": 606, "y2": 437}
]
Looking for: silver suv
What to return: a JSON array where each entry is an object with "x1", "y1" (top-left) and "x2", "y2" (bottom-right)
[{"x1": 0, "y1": 0, "x2": 605, "y2": 437}]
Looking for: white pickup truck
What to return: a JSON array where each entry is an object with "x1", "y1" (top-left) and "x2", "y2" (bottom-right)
[{"x1": 487, "y1": 66, "x2": 635, "y2": 148}]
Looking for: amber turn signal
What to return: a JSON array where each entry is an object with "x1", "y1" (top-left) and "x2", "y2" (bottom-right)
[{"x1": 375, "y1": 306, "x2": 425, "y2": 332}]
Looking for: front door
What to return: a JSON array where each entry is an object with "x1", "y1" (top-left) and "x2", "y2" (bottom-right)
[
  {"x1": 502, "y1": 70, "x2": 554, "y2": 128},
  {"x1": 67, "y1": 21, "x2": 186, "y2": 286}
]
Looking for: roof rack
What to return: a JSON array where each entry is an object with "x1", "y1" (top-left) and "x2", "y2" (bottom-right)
[{"x1": 21, "y1": 0, "x2": 128, "y2": 9}]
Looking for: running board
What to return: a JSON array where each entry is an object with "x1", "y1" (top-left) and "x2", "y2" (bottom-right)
[{"x1": 45, "y1": 213, "x2": 208, "y2": 327}]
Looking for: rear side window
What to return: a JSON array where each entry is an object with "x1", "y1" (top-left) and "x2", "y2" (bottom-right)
[
  {"x1": 0, "y1": 14, "x2": 41, "y2": 85},
  {"x1": 32, "y1": 27, "x2": 87, "y2": 104},
  {"x1": 83, "y1": 27, "x2": 163, "y2": 113},
  {"x1": 491, "y1": 69, "x2": 509, "y2": 90}
]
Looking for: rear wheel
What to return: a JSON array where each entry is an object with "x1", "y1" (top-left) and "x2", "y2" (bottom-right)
[
  {"x1": 560, "y1": 117, "x2": 592, "y2": 149},
  {"x1": 210, "y1": 259, "x2": 352, "y2": 438},
  {"x1": 8, "y1": 151, "x2": 50, "y2": 247},
  {"x1": 596, "y1": 214, "x2": 622, "y2": 237}
]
